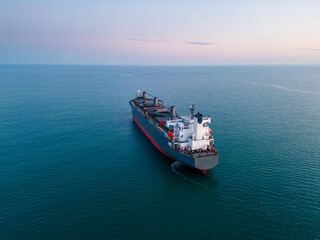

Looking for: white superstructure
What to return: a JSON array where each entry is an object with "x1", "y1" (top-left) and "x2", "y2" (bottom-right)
[{"x1": 165, "y1": 106, "x2": 214, "y2": 151}]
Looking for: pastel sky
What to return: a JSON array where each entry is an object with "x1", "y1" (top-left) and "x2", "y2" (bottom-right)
[{"x1": 1, "y1": 0, "x2": 320, "y2": 65}]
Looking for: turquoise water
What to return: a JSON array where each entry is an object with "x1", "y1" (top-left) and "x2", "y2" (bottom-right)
[{"x1": 0, "y1": 65, "x2": 319, "y2": 239}]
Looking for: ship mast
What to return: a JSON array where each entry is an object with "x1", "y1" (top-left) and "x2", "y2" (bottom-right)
[{"x1": 190, "y1": 104, "x2": 195, "y2": 119}]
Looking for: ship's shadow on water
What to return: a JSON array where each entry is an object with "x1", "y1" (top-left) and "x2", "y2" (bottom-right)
[{"x1": 131, "y1": 120, "x2": 218, "y2": 191}]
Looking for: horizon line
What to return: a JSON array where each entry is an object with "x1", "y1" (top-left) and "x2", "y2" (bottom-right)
[{"x1": 0, "y1": 63, "x2": 320, "y2": 67}]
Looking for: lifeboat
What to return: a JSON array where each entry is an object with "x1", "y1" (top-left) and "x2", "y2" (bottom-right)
[{"x1": 168, "y1": 132, "x2": 174, "y2": 138}]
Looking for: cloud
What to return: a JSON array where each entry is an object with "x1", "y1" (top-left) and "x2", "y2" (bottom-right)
[
  {"x1": 129, "y1": 39, "x2": 167, "y2": 43},
  {"x1": 187, "y1": 42, "x2": 215, "y2": 45},
  {"x1": 129, "y1": 39, "x2": 216, "y2": 45},
  {"x1": 19, "y1": 3, "x2": 51, "y2": 11},
  {"x1": 293, "y1": 48, "x2": 320, "y2": 51}
]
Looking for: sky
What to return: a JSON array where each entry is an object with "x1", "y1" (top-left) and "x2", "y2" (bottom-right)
[{"x1": 1, "y1": 0, "x2": 320, "y2": 65}]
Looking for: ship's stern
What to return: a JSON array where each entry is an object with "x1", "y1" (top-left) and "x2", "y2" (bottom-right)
[{"x1": 194, "y1": 153, "x2": 219, "y2": 170}]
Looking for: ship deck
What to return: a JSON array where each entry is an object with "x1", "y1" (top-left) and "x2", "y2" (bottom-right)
[{"x1": 131, "y1": 97, "x2": 218, "y2": 158}]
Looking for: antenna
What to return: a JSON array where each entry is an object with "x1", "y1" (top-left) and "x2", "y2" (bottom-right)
[{"x1": 189, "y1": 104, "x2": 195, "y2": 119}]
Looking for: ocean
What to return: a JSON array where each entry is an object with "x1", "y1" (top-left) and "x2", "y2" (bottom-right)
[{"x1": 0, "y1": 65, "x2": 319, "y2": 239}]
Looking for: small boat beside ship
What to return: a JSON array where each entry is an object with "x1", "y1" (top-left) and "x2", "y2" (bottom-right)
[{"x1": 129, "y1": 91, "x2": 219, "y2": 175}]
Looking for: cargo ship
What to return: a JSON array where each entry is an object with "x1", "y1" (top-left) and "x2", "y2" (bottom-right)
[{"x1": 129, "y1": 90, "x2": 219, "y2": 175}]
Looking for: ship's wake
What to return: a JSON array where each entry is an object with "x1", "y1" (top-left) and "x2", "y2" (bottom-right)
[
  {"x1": 240, "y1": 80, "x2": 320, "y2": 96},
  {"x1": 171, "y1": 162, "x2": 189, "y2": 179},
  {"x1": 171, "y1": 162, "x2": 216, "y2": 192}
]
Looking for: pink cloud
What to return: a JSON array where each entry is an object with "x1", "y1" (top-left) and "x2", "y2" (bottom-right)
[{"x1": 19, "y1": 2, "x2": 51, "y2": 11}]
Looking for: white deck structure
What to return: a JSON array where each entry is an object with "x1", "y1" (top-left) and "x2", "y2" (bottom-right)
[{"x1": 165, "y1": 106, "x2": 214, "y2": 151}]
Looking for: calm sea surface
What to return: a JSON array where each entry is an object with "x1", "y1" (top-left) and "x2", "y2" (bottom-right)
[{"x1": 0, "y1": 65, "x2": 319, "y2": 240}]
